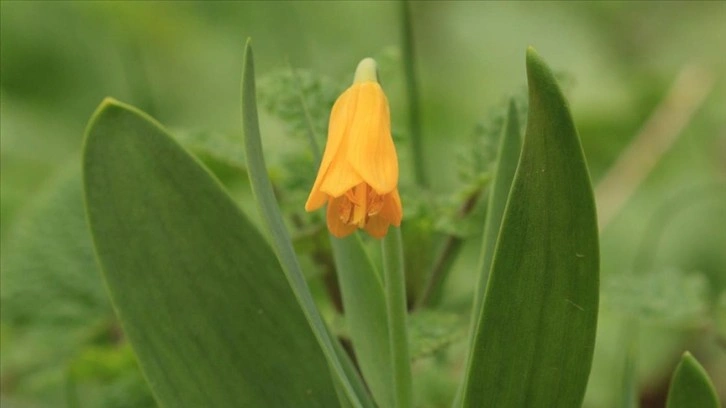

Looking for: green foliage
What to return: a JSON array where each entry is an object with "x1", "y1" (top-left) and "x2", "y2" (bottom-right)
[
  {"x1": 4, "y1": 2, "x2": 725, "y2": 407},
  {"x1": 84, "y1": 99, "x2": 339, "y2": 407},
  {"x1": 666, "y1": 352, "x2": 720, "y2": 408},
  {"x1": 0, "y1": 165, "x2": 156, "y2": 408},
  {"x1": 602, "y1": 268, "x2": 709, "y2": 327},
  {"x1": 408, "y1": 311, "x2": 467, "y2": 361},
  {"x1": 457, "y1": 93, "x2": 527, "y2": 191},
  {"x1": 0, "y1": 166, "x2": 108, "y2": 328},
  {"x1": 257, "y1": 68, "x2": 341, "y2": 146},
  {"x1": 461, "y1": 48, "x2": 599, "y2": 407}
]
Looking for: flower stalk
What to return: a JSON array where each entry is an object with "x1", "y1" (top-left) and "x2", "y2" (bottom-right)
[
  {"x1": 383, "y1": 227, "x2": 413, "y2": 408},
  {"x1": 401, "y1": 0, "x2": 428, "y2": 188}
]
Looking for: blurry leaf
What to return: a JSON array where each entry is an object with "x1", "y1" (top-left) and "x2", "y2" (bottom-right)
[
  {"x1": 0, "y1": 163, "x2": 154, "y2": 408},
  {"x1": 432, "y1": 182, "x2": 490, "y2": 239},
  {"x1": 471, "y1": 100, "x2": 522, "y2": 316},
  {"x1": 0, "y1": 165, "x2": 109, "y2": 328},
  {"x1": 602, "y1": 268, "x2": 709, "y2": 327},
  {"x1": 408, "y1": 311, "x2": 467, "y2": 361},
  {"x1": 68, "y1": 343, "x2": 157, "y2": 408},
  {"x1": 172, "y1": 129, "x2": 246, "y2": 171},
  {"x1": 240, "y1": 41, "x2": 371, "y2": 408},
  {"x1": 715, "y1": 291, "x2": 726, "y2": 342},
  {"x1": 330, "y1": 236, "x2": 396, "y2": 408},
  {"x1": 666, "y1": 352, "x2": 720, "y2": 408},
  {"x1": 461, "y1": 48, "x2": 599, "y2": 407},
  {"x1": 83, "y1": 99, "x2": 339, "y2": 407},
  {"x1": 89, "y1": 370, "x2": 157, "y2": 408},
  {"x1": 257, "y1": 67, "x2": 340, "y2": 149},
  {"x1": 456, "y1": 92, "x2": 527, "y2": 191}
]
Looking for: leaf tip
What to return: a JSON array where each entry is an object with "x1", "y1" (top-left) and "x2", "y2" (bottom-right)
[
  {"x1": 525, "y1": 46, "x2": 551, "y2": 81},
  {"x1": 100, "y1": 96, "x2": 121, "y2": 107},
  {"x1": 243, "y1": 37, "x2": 253, "y2": 60},
  {"x1": 89, "y1": 98, "x2": 132, "y2": 127},
  {"x1": 524, "y1": 46, "x2": 571, "y2": 116}
]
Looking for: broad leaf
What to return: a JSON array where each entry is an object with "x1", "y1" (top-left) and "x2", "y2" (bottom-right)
[
  {"x1": 666, "y1": 352, "x2": 720, "y2": 408},
  {"x1": 461, "y1": 48, "x2": 599, "y2": 407},
  {"x1": 83, "y1": 99, "x2": 338, "y2": 407}
]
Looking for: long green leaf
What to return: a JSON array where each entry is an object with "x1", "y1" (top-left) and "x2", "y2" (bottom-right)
[
  {"x1": 240, "y1": 39, "x2": 370, "y2": 408},
  {"x1": 383, "y1": 228, "x2": 413, "y2": 408},
  {"x1": 666, "y1": 352, "x2": 720, "y2": 408},
  {"x1": 400, "y1": 0, "x2": 427, "y2": 187},
  {"x1": 453, "y1": 99, "x2": 522, "y2": 407},
  {"x1": 471, "y1": 99, "x2": 522, "y2": 323},
  {"x1": 461, "y1": 47, "x2": 599, "y2": 407},
  {"x1": 330, "y1": 235, "x2": 395, "y2": 408},
  {"x1": 83, "y1": 99, "x2": 338, "y2": 407}
]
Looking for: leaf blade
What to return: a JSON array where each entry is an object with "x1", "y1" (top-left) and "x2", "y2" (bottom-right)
[
  {"x1": 330, "y1": 235, "x2": 396, "y2": 408},
  {"x1": 83, "y1": 99, "x2": 338, "y2": 407},
  {"x1": 666, "y1": 352, "x2": 721, "y2": 408},
  {"x1": 383, "y1": 228, "x2": 413, "y2": 408},
  {"x1": 240, "y1": 40, "x2": 370, "y2": 408},
  {"x1": 471, "y1": 99, "x2": 522, "y2": 325},
  {"x1": 462, "y1": 47, "x2": 599, "y2": 408}
]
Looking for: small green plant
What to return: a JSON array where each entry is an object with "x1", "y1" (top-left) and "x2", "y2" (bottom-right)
[
  {"x1": 79, "y1": 40, "x2": 606, "y2": 408},
  {"x1": 2, "y1": 4, "x2": 723, "y2": 408}
]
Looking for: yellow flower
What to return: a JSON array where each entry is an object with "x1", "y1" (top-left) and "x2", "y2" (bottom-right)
[{"x1": 305, "y1": 58, "x2": 402, "y2": 239}]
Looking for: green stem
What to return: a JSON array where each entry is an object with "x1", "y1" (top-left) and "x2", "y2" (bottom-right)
[
  {"x1": 383, "y1": 228, "x2": 413, "y2": 408},
  {"x1": 400, "y1": 0, "x2": 427, "y2": 188}
]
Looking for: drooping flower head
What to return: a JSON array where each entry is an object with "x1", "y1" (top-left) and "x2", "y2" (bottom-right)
[{"x1": 305, "y1": 58, "x2": 402, "y2": 239}]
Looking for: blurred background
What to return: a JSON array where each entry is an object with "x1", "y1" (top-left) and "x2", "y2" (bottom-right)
[{"x1": 1, "y1": 1, "x2": 724, "y2": 407}]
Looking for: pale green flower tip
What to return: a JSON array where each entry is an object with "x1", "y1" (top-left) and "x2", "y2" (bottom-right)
[{"x1": 353, "y1": 57, "x2": 378, "y2": 84}]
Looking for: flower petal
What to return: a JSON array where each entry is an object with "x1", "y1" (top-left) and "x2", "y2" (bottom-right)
[
  {"x1": 380, "y1": 189, "x2": 403, "y2": 227},
  {"x1": 306, "y1": 85, "x2": 358, "y2": 211},
  {"x1": 317, "y1": 85, "x2": 365, "y2": 198},
  {"x1": 326, "y1": 197, "x2": 357, "y2": 238},
  {"x1": 363, "y1": 189, "x2": 402, "y2": 238},
  {"x1": 363, "y1": 215, "x2": 390, "y2": 239},
  {"x1": 318, "y1": 148, "x2": 363, "y2": 198},
  {"x1": 346, "y1": 82, "x2": 398, "y2": 194}
]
